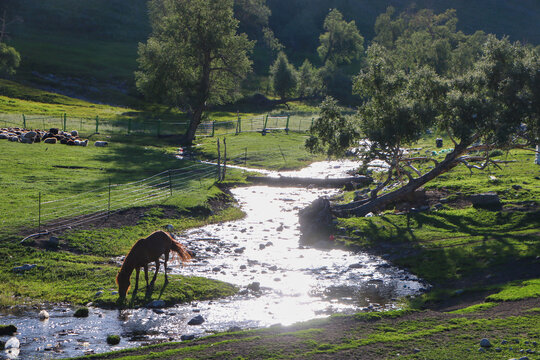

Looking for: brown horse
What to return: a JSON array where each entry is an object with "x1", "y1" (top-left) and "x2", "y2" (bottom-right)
[{"x1": 116, "y1": 231, "x2": 191, "y2": 300}]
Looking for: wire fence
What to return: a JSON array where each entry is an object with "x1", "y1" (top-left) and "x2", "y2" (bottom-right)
[
  {"x1": 2, "y1": 144, "x2": 323, "y2": 237},
  {"x1": 0, "y1": 112, "x2": 317, "y2": 139}
]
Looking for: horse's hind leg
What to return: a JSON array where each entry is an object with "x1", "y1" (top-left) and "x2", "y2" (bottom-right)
[{"x1": 164, "y1": 252, "x2": 170, "y2": 284}]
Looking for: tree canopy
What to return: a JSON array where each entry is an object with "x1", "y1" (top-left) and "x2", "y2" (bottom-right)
[
  {"x1": 135, "y1": 0, "x2": 253, "y2": 144},
  {"x1": 317, "y1": 9, "x2": 364, "y2": 66},
  {"x1": 269, "y1": 51, "x2": 297, "y2": 101},
  {"x1": 307, "y1": 8, "x2": 539, "y2": 216}
]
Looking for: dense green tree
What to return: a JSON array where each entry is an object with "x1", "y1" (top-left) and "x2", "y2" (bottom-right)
[
  {"x1": 0, "y1": 1, "x2": 21, "y2": 76},
  {"x1": 317, "y1": 9, "x2": 364, "y2": 66},
  {"x1": 270, "y1": 51, "x2": 297, "y2": 100},
  {"x1": 305, "y1": 96, "x2": 359, "y2": 157},
  {"x1": 373, "y1": 8, "x2": 485, "y2": 77},
  {"x1": 309, "y1": 36, "x2": 539, "y2": 217},
  {"x1": 296, "y1": 59, "x2": 322, "y2": 98},
  {"x1": 135, "y1": 0, "x2": 253, "y2": 144},
  {"x1": 234, "y1": 0, "x2": 270, "y2": 32},
  {"x1": 0, "y1": 42, "x2": 20, "y2": 76}
]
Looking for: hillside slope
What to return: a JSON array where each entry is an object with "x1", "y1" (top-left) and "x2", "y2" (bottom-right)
[{"x1": 3, "y1": 0, "x2": 540, "y2": 104}]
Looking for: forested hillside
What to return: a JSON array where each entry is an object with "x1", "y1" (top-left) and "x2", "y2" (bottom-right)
[
  {"x1": 3, "y1": 0, "x2": 540, "y2": 104},
  {"x1": 268, "y1": 0, "x2": 540, "y2": 63}
]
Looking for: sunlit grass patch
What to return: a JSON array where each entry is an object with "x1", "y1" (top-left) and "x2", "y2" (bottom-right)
[
  {"x1": 449, "y1": 302, "x2": 498, "y2": 314},
  {"x1": 486, "y1": 279, "x2": 540, "y2": 302}
]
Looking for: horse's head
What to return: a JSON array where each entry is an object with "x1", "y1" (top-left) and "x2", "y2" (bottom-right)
[{"x1": 116, "y1": 270, "x2": 131, "y2": 299}]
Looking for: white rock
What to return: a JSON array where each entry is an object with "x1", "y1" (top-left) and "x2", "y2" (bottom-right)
[
  {"x1": 38, "y1": 310, "x2": 50, "y2": 320},
  {"x1": 4, "y1": 337, "x2": 20, "y2": 349}
]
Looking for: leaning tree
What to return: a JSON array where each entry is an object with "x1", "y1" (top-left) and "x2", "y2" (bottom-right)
[
  {"x1": 135, "y1": 0, "x2": 253, "y2": 145},
  {"x1": 308, "y1": 36, "x2": 539, "y2": 217}
]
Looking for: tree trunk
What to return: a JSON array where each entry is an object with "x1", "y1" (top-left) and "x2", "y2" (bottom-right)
[
  {"x1": 333, "y1": 143, "x2": 468, "y2": 217},
  {"x1": 184, "y1": 50, "x2": 211, "y2": 145},
  {"x1": 184, "y1": 107, "x2": 204, "y2": 145}
]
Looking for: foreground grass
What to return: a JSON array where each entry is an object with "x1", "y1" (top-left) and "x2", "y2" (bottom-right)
[{"x1": 67, "y1": 297, "x2": 540, "y2": 359}]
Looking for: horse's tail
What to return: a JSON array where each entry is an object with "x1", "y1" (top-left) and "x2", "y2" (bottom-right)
[{"x1": 166, "y1": 232, "x2": 191, "y2": 265}]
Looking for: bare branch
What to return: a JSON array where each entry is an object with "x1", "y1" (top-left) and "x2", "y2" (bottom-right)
[{"x1": 405, "y1": 163, "x2": 422, "y2": 177}]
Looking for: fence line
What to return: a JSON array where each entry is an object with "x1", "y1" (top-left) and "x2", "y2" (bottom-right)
[
  {"x1": 0, "y1": 112, "x2": 317, "y2": 138},
  {"x1": 1, "y1": 139, "x2": 324, "y2": 237}
]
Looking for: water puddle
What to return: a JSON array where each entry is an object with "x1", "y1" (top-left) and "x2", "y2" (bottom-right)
[{"x1": 0, "y1": 161, "x2": 428, "y2": 359}]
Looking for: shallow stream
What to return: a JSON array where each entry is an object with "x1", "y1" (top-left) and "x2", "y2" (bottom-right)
[{"x1": 0, "y1": 161, "x2": 428, "y2": 359}]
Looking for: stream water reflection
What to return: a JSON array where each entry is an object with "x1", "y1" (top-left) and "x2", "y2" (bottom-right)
[{"x1": 0, "y1": 161, "x2": 428, "y2": 359}]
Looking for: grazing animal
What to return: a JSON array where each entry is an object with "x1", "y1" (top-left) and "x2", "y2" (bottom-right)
[
  {"x1": 44, "y1": 138, "x2": 57, "y2": 144},
  {"x1": 116, "y1": 231, "x2": 191, "y2": 300},
  {"x1": 94, "y1": 141, "x2": 108, "y2": 147}
]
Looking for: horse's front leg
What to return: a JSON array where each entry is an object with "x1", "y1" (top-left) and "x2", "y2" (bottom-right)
[
  {"x1": 143, "y1": 264, "x2": 150, "y2": 291},
  {"x1": 133, "y1": 267, "x2": 140, "y2": 295},
  {"x1": 150, "y1": 260, "x2": 160, "y2": 287}
]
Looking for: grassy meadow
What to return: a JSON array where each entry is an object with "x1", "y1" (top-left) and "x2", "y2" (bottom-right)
[
  {"x1": 0, "y1": 79, "x2": 538, "y2": 358},
  {"x1": 0, "y1": 82, "x2": 327, "y2": 308}
]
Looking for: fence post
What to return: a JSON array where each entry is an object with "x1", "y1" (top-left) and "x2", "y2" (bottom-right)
[
  {"x1": 108, "y1": 178, "x2": 111, "y2": 217},
  {"x1": 95, "y1": 116, "x2": 99, "y2": 133},
  {"x1": 211, "y1": 121, "x2": 215, "y2": 137},
  {"x1": 22, "y1": 114, "x2": 26, "y2": 128},
  {"x1": 63, "y1": 113, "x2": 67, "y2": 131},
  {"x1": 217, "y1": 138, "x2": 221, "y2": 180},
  {"x1": 128, "y1": 118, "x2": 132, "y2": 134},
  {"x1": 311, "y1": 117, "x2": 314, "y2": 129},
  {"x1": 38, "y1": 192, "x2": 41, "y2": 232},
  {"x1": 223, "y1": 138, "x2": 227, "y2": 180},
  {"x1": 278, "y1": 145, "x2": 286, "y2": 164},
  {"x1": 236, "y1": 111, "x2": 241, "y2": 134},
  {"x1": 262, "y1": 114, "x2": 269, "y2": 135},
  {"x1": 168, "y1": 170, "x2": 173, "y2": 196},
  {"x1": 285, "y1": 114, "x2": 290, "y2": 134}
]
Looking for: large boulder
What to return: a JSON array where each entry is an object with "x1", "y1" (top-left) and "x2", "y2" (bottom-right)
[{"x1": 299, "y1": 197, "x2": 333, "y2": 244}]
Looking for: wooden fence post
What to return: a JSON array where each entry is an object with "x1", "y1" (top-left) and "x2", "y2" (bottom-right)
[
  {"x1": 217, "y1": 138, "x2": 221, "y2": 180},
  {"x1": 63, "y1": 113, "x2": 67, "y2": 131},
  {"x1": 108, "y1": 178, "x2": 111, "y2": 217},
  {"x1": 38, "y1": 192, "x2": 41, "y2": 232},
  {"x1": 95, "y1": 116, "x2": 99, "y2": 133},
  {"x1": 285, "y1": 114, "x2": 290, "y2": 134},
  {"x1": 22, "y1": 114, "x2": 26, "y2": 128},
  {"x1": 223, "y1": 138, "x2": 227, "y2": 180}
]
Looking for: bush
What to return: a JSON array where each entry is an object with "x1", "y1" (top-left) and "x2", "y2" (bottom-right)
[
  {"x1": 106, "y1": 334, "x2": 121, "y2": 345},
  {"x1": 73, "y1": 307, "x2": 89, "y2": 318}
]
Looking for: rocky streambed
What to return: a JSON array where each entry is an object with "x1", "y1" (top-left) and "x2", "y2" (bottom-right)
[{"x1": 0, "y1": 161, "x2": 429, "y2": 360}]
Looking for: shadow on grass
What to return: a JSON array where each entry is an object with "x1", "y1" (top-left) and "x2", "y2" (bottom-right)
[{"x1": 356, "y1": 209, "x2": 540, "y2": 288}]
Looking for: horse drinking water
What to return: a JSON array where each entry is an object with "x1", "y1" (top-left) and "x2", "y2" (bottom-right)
[{"x1": 116, "y1": 231, "x2": 191, "y2": 300}]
